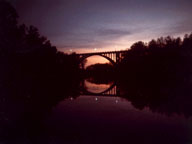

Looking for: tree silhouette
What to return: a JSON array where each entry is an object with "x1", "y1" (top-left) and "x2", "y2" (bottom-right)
[
  {"x1": 0, "y1": 0, "x2": 18, "y2": 54},
  {"x1": 0, "y1": 2, "x2": 82, "y2": 143},
  {"x1": 117, "y1": 33, "x2": 192, "y2": 117}
]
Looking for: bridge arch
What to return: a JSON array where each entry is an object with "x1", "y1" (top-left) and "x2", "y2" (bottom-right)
[
  {"x1": 77, "y1": 50, "x2": 127, "y2": 68},
  {"x1": 80, "y1": 54, "x2": 116, "y2": 67},
  {"x1": 81, "y1": 81, "x2": 117, "y2": 96}
]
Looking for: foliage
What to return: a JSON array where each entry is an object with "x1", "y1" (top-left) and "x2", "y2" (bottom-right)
[
  {"x1": 117, "y1": 34, "x2": 192, "y2": 116},
  {"x1": 0, "y1": 1, "x2": 82, "y2": 135},
  {"x1": 85, "y1": 63, "x2": 114, "y2": 84}
]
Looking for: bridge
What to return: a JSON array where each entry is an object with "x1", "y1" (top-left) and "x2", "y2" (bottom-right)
[
  {"x1": 77, "y1": 50, "x2": 128, "y2": 68},
  {"x1": 77, "y1": 50, "x2": 127, "y2": 96},
  {"x1": 80, "y1": 83, "x2": 121, "y2": 97},
  {"x1": 80, "y1": 82, "x2": 121, "y2": 97}
]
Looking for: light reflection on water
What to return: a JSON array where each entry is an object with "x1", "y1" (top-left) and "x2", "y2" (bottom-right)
[
  {"x1": 84, "y1": 79, "x2": 112, "y2": 93},
  {"x1": 43, "y1": 81, "x2": 192, "y2": 144},
  {"x1": 47, "y1": 95, "x2": 192, "y2": 144}
]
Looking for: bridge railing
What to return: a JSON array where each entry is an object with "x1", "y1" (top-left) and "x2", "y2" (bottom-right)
[{"x1": 77, "y1": 50, "x2": 128, "y2": 55}]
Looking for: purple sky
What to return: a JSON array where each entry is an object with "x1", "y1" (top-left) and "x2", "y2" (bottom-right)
[{"x1": 10, "y1": 0, "x2": 192, "y2": 53}]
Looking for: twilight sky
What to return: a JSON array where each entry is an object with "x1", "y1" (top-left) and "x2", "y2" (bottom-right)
[{"x1": 10, "y1": 0, "x2": 192, "y2": 53}]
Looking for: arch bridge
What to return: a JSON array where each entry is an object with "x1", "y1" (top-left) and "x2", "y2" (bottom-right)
[
  {"x1": 77, "y1": 50, "x2": 127, "y2": 68},
  {"x1": 80, "y1": 82, "x2": 121, "y2": 97}
]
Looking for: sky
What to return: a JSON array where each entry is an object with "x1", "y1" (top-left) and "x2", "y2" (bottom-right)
[{"x1": 10, "y1": 0, "x2": 192, "y2": 54}]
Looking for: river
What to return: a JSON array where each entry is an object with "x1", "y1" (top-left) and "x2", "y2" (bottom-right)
[
  {"x1": 44, "y1": 80, "x2": 192, "y2": 144},
  {"x1": 1, "y1": 80, "x2": 192, "y2": 144}
]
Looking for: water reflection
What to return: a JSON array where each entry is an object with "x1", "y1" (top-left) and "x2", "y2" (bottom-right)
[
  {"x1": 84, "y1": 79, "x2": 112, "y2": 94},
  {"x1": 83, "y1": 79, "x2": 118, "y2": 96},
  {"x1": 46, "y1": 80, "x2": 192, "y2": 144},
  {"x1": 47, "y1": 96, "x2": 192, "y2": 144},
  {"x1": 1, "y1": 78, "x2": 192, "y2": 144}
]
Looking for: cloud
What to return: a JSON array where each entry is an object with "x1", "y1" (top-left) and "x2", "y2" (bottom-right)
[
  {"x1": 157, "y1": 19, "x2": 192, "y2": 37},
  {"x1": 53, "y1": 27, "x2": 135, "y2": 50},
  {"x1": 96, "y1": 29, "x2": 132, "y2": 37},
  {"x1": 13, "y1": 0, "x2": 192, "y2": 52}
]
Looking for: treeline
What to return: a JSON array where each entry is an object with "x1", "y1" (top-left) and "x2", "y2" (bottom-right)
[
  {"x1": 0, "y1": 1, "x2": 84, "y2": 142},
  {"x1": 85, "y1": 63, "x2": 114, "y2": 84},
  {"x1": 0, "y1": 0, "x2": 82, "y2": 101},
  {"x1": 117, "y1": 34, "x2": 192, "y2": 117},
  {"x1": 0, "y1": 1, "x2": 82, "y2": 139}
]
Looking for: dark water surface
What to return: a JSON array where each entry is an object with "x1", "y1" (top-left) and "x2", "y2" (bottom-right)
[
  {"x1": 45, "y1": 95, "x2": 192, "y2": 144},
  {"x1": 42, "y1": 81, "x2": 192, "y2": 144},
  {"x1": 1, "y1": 81, "x2": 192, "y2": 144}
]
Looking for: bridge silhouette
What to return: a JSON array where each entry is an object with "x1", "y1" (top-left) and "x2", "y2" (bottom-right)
[
  {"x1": 80, "y1": 82, "x2": 121, "y2": 97},
  {"x1": 77, "y1": 50, "x2": 127, "y2": 68},
  {"x1": 77, "y1": 50, "x2": 127, "y2": 96}
]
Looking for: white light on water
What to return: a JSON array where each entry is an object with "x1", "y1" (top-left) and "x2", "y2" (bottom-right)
[{"x1": 95, "y1": 97, "x2": 98, "y2": 101}]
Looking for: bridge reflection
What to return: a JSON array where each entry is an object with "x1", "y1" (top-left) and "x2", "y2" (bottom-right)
[
  {"x1": 80, "y1": 81, "x2": 120, "y2": 96},
  {"x1": 78, "y1": 51, "x2": 127, "y2": 95}
]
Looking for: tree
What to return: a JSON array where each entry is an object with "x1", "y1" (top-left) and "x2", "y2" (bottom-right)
[
  {"x1": 0, "y1": 0, "x2": 18, "y2": 54},
  {"x1": 130, "y1": 41, "x2": 146, "y2": 51}
]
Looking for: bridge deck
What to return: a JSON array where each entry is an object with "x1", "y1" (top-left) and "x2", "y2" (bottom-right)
[{"x1": 77, "y1": 50, "x2": 128, "y2": 55}]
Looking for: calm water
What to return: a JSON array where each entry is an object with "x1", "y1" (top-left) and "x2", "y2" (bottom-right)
[
  {"x1": 46, "y1": 96, "x2": 192, "y2": 144},
  {"x1": 43, "y1": 81, "x2": 192, "y2": 144},
  {"x1": 1, "y1": 81, "x2": 192, "y2": 144}
]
